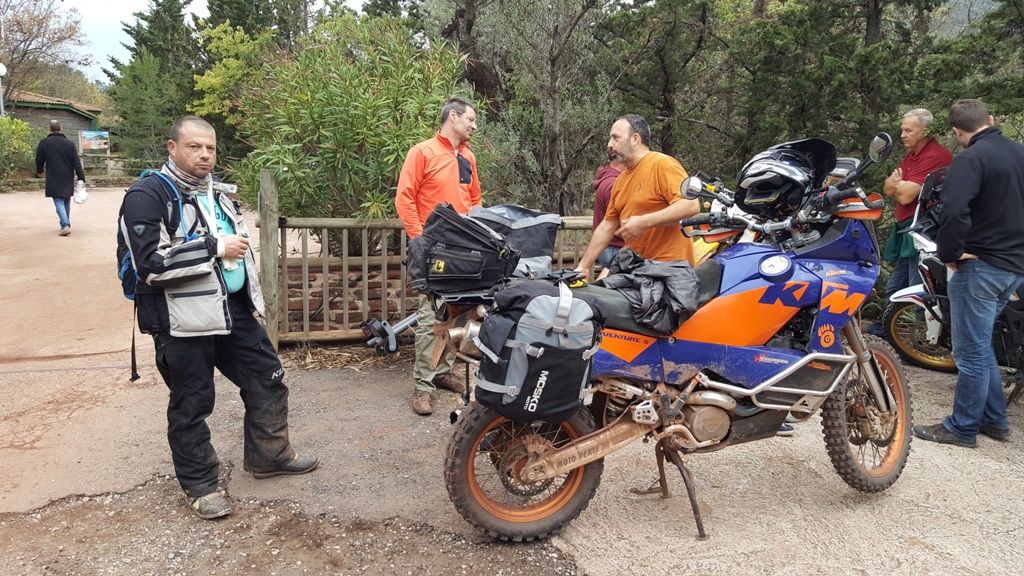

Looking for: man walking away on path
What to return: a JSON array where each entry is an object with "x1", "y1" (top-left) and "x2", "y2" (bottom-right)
[
  {"x1": 35, "y1": 120, "x2": 85, "y2": 236},
  {"x1": 913, "y1": 99, "x2": 1024, "y2": 449}
]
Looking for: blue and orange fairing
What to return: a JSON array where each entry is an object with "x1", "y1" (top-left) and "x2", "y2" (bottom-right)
[{"x1": 592, "y1": 218, "x2": 879, "y2": 390}]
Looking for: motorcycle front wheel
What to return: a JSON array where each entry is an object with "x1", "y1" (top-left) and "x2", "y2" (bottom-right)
[
  {"x1": 443, "y1": 402, "x2": 604, "y2": 541},
  {"x1": 881, "y1": 301, "x2": 957, "y2": 373},
  {"x1": 822, "y1": 336, "x2": 912, "y2": 492}
]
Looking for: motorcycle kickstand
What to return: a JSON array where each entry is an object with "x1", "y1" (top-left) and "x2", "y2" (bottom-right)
[
  {"x1": 630, "y1": 441, "x2": 672, "y2": 498},
  {"x1": 630, "y1": 440, "x2": 708, "y2": 540}
]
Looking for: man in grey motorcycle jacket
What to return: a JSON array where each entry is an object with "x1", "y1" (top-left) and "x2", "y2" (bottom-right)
[{"x1": 120, "y1": 116, "x2": 318, "y2": 519}]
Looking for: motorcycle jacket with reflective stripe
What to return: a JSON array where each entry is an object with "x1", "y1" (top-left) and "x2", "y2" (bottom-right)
[{"x1": 119, "y1": 172, "x2": 266, "y2": 336}]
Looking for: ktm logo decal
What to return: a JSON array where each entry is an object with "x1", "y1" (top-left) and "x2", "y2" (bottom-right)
[
  {"x1": 432, "y1": 260, "x2": 445, "y2": 273},
  {"x1": 757, "y1": 281, "x2": 810, "y2": 307},
  {"x1": 820, "y1": 282, "x2": 865, "y2": 315},
  {"x1": 818, "y1": 324, "x2": 836, "y2": 347}
]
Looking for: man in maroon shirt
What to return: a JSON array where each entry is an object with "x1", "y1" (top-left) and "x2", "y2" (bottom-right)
[
  {"x1": 592, "y1": 160, "x2": 626, "y2": 279},
  {"x1": 867, "y1": 108, "x2": 952, "y2": 336}
]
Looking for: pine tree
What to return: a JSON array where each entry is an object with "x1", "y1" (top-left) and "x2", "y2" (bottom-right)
[{"x1": 207, "y1": 0, "x2": 275, "y2": 36}]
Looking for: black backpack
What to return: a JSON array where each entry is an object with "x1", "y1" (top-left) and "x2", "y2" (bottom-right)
[
  {"x1": 406, "y1": 203, "x2": 520, "y2": 294},
  {"x1": 473, "y1": 281, "x2": 604, "y2": 423}
]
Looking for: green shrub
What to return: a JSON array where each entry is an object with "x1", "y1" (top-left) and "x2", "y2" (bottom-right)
[
  {"x1": 0, "y1": 116, "x2": 37, "y2": 179},
  {"x1": 233, "y1": 14, "x2": 467, "y2": 254}
]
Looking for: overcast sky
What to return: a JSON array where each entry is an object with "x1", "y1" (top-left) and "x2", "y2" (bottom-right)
[
  {"x1": 64, "y1": 0, "x2": 209, "y2": 82},
  {"x1": 64, "y1": 0, "x2": 364, "y2": 83}
]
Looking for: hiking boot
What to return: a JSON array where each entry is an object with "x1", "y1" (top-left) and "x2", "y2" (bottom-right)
[
  {"x1": 912, "y1": 423, "x2": 977, "y2": 448},
  {"x1": 247, "y1": 455, "x2": 320, "y2": 479},
  {"x1": 432, "y1": 373, "x2": 466, "y2": 395},
  {"x1": 59, "y1": 226, "x2": 71, "y2": 236},
  {"x1": 979, "y1": 424, "x2": 1011, "y2": 441},
  {"x1": 183, "y1": 490, "x2": 230, "y2": 519},
  {"x1": 413, "y1": 390, "x2": 434, "y2": 415}
]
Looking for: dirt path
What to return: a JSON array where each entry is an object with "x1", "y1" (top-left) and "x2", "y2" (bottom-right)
[{"x1": 1, "y1": 188, "x2": 1022, "y2": 575}]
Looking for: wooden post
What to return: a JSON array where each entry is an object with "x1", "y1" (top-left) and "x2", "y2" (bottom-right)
[{"x1": 259, "y1": 170, "x2": 281, "y2": 350}]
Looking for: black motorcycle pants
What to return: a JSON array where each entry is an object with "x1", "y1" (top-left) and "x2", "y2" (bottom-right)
[{"x1": 153, "y1": 292, "x2": 294, "y2": 497}]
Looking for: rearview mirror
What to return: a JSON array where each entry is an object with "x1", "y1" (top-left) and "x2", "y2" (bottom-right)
[
  {"x1": 681, "y1": 176, "x2": 703, "y2": 201},
  {"x1": 868, "y1": 133, "x2": 893, "y2": 163}
]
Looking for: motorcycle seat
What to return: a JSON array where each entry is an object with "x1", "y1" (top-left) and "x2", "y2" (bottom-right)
[{"x1": 571, "y1": 260, "x2": 723, "y2": 337}]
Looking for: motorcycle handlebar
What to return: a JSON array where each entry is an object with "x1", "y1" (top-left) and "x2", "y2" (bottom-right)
[{"x1": 679, "y1": 214, "x2": 713, "y2": 228}]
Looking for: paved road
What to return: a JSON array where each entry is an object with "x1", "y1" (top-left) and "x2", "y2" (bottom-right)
[{"x1": 2, "y1": 188, "x2": 1023, "y2": 575}]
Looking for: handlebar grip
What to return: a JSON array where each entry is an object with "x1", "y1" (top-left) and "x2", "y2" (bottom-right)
[
  {"x1": 814, "y1": 186, "x2": 860, "y2": 208},
  {"x1": 865, "y1": 197, "x2": 885, "y2": 209},
  {"x1": 679, "y1": 215, "x2": 713, "y2": 228}
]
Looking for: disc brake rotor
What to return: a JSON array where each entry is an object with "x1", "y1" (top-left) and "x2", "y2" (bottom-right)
[{"x1": 495, "y1": 435, "x2": 554, "y2": 497}]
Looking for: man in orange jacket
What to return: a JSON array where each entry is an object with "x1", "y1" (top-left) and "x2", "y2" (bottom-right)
[{"x1": 396, "y1": 97, "x2": 483, "y2": 415}]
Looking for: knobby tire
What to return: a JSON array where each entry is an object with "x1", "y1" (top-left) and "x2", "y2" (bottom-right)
[
  {"x1": 443, "y1": 402, "x2": 604, "y2": 542},
  {"x1": 822, "y1": 336, "x2": 912, "y2": 492}
]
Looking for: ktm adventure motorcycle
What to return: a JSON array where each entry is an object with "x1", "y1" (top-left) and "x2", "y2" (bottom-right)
[
  {"x1": 411, "y1": 134, "x2": 910, "y2": 541},
  {"x1": 882, "y1": 168, "x2": 1024, "y2": 403}
]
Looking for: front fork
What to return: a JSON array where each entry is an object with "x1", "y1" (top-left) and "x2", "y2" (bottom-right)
[{"x1": 842, "y1": 321, "x2": 896, "y2": 413}]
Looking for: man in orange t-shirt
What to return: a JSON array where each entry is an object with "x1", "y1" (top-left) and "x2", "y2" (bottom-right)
[
  {"x1": 576, "y1": 114, "x2": 699, "y2": 279},
  {"x1": 395, "y1": 97, "x2": 482, "y2": 415}
]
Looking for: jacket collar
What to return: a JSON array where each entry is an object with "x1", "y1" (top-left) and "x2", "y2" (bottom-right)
[
  {"x1": 435, "y1": 132, "x2": 466, "y2": 153},
  {"x1": 968, "y1": 127, "x2": 1002, "y2": 148}
]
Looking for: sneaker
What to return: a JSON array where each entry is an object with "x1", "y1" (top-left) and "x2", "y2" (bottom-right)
[
  {"x1": 776, "y1": 423, "x2": 795, "y2": 437},
  {"x1": 912, "y1": 423, "x2": 976, "y2": 448},
  {"x1": 413, "y1": 390, "x2": 434, "y2": 415},
  {"x1": 247, "y1": 454, "x2": 320, "y2": 479},
  {"x1": 183, "y1": 490, "x2": 230, "y2": 519},
  {"x1": 979, "y1": 424, "x2": 1011, "y2": 441},
  {"x1": 432, "y1": 373, "x2": 466, "y2": 395},
  {"x1": 58, "y1": 226, "x2": 71, "y2": 236}
]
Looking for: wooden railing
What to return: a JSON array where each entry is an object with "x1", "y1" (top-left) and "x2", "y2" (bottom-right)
[{"x1": 257, "y1": 170, "x2": 596, "y2": 348}]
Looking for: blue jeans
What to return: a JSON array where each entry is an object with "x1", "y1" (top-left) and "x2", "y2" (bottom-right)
[
  {"x1": 885, "y1": 255, "x2": 921, "y2": 298},
  {"x1": 52, "y1": 197, "x2": 71, "y2": 228},
  {"x1": 943, "y1": 259, "x2": 1024, "y2": 439},
  {"x1": 598, "y1": 246, "x2": 621, "y2": 268}
]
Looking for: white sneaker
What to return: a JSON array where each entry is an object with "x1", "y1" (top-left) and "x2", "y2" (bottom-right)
[{"x1": 58, "y1": 226, "x2": 71, "y2": 236}]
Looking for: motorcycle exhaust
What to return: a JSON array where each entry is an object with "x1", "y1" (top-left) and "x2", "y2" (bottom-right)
[{"x1": 519, "y1": 419, "x2": 656, "y2": 482}]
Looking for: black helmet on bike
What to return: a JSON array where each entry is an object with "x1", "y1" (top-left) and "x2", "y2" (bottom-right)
[{"x1": 736, "y1": 138, "x2": 838, "y2": 218}]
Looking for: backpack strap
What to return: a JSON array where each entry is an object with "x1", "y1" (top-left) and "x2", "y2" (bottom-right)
[
  {"x1": 140, "y1": 169, "x2": 197, "y2": 241},
  {"x1": 555, "y1": 281, "x2": 573, "y2": 325},
  {"x1": 129, "y1": 303, "x2": 140, "y2": 382},
  {"x1": 474, "y1": 376, "x2": 520, "y2": 398},
  {"x1": 472, "y1": 337, "x2": 544, "y2": 364}
]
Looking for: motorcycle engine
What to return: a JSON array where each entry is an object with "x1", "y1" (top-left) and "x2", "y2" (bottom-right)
[{"x1": 682, "y1": 405, "x2": 730, "y2": 443}]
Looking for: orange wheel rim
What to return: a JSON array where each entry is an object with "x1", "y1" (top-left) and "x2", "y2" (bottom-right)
[
  {"x1": 860, "y1": 350, "x2": 907, "y2": 477},
  {"x1": 467, "y1": 418, "x2": 585, "y2": 523}
]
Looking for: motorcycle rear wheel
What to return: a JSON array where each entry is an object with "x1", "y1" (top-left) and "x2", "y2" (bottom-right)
[
  {"x1": 443, "y1": 402, "x2": 604, "y2": 541},
  {"x1": 881, "y1": 301, "x2": 957, "y2": 373},
  {"x1": 822, "y1": 336, "x2": 912, "y2": 492}
]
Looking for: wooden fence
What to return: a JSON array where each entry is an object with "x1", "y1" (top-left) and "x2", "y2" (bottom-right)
[{"x1": 256, "y1": 170, "x2": 596, "y2": 348}]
